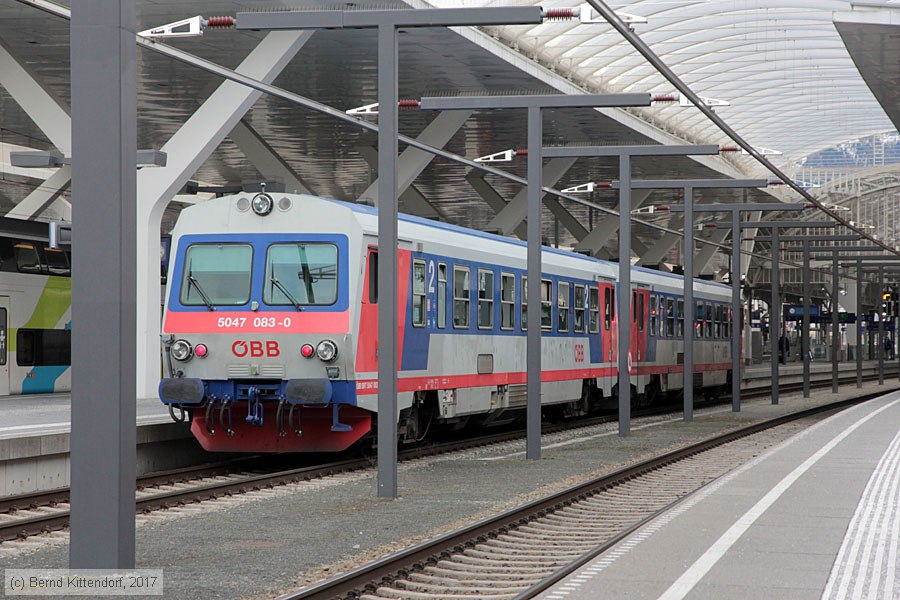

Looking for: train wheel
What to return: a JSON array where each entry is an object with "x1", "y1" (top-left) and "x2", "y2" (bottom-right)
[{"x1": 398, "y1": 391, "x2": 435, "y2": 444}]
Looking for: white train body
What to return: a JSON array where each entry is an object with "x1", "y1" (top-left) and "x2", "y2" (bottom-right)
[{"x1": 159, "y1": 193, "x2": 733, "y2": 452}]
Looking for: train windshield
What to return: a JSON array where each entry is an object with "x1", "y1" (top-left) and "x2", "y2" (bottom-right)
[
  {"x1": 264, "y1": 243, "x2": 338, "y2": 306},
  {"x1": 180, "y1": 243, "x2": 253, "y2": 306}
]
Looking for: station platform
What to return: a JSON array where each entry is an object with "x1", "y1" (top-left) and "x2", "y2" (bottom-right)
[
  {"x1": 1, "y1": 378, "x2": 898, "y2": 599},
  {"x1": 538, "y1": 390, "x2": 900, "y2": 600},
  {"x1": 0, "y1": 396, "x2": 197, "y2": 496}
]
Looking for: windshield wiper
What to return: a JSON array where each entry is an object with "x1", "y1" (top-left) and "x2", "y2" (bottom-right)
[
  {"x1": 270, "y1": 275, "x2": 303, "y2": 311},
  {"x1": 187, "y1": 273, "x2": 216, "y2": 311}
]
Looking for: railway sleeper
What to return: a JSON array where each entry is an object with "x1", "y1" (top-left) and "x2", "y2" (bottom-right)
[
  {"x1": 501, "y1": 528, "x2": 604, "y2": 543},
  {"x1": 362, "y1": 588, "x2": 518, "y2": 600},
  {"x1": 406, "y1": 573, "x2": 544, "y2": 588},
  {"x1": 394, "y1": 580, "x2": 530, "y2": 595},
  {"x1": 461, "y1": 549, "x2": 568, "y2": 566},
  {"x1": 477, "y1": 543, "x2": 585, "y2": 558},
  {"x1": 484, "y1": 538, "x2": 595, "y2": 554},
  {"x1": 442, "y1": 554, "x2": 567, "y2": 569},
  {"x1": 433, "y1": 560, "x2": 552, "y2": 575},
  {"x1": 493, "y1": 532, "x2": 597, "y2": 547},
  {"x1": 421, "y1": 566, "x2": 545, "y2": 582},
  {"x1": 515, "y1": 522, "x2": 610, "y2": 536}
]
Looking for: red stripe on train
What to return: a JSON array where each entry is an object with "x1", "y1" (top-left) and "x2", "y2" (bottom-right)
[{"x1": 163, "y1": 310, "x2": 349, "y2": 334}]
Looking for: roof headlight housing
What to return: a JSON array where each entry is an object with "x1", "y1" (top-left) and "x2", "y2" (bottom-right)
[
  {"x1": 316, "y1": 340, "x2": 338, "y2": 362},
  {"x1": 171, "y1": 339, "x2": 193, "y2": 361},
  {"x1": 251, "y1": 192, "x2": 274, "y2": 216}
]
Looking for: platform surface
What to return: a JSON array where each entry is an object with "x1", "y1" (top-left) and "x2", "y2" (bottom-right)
[
  {"x1": 538, "y1": 390, "x2": 900, "y2": 600},
  {"x1": 0, "y1": 395, "x2": 169, "y2": 440}
]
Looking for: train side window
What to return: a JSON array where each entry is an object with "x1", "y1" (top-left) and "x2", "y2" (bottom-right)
[
  {"x1": 666, "y1": 298, "x2": 675, "y2": 337},
  {"x1": 603, "y1": 288, "x2": 611, "y2": 330},
  {"x1": 677, "y1": 299, "x2": 685, "y2": 337},
  {"x1": 705, "y1": 303, "x2": 713, "y2": 338},
  {"x1": 649, "y1": 295, "x2": 658, "y2": 336},
  {"x1": 659, "y1": 296, "x2": 667, "y2": 337},
  {"x1": 16, "y1": 328, "x2": 70, "y2": 367},
  {"x1": 589, "y1": 286, "x2": 599, "y2": 333},
  {"x1": 44, "y1": 247, "x2": 70, "y2": 276},
  {"x1": 725, "y1": 307, "x2": 732, "y2": 338},
  {"x1": 541, "y1": 279, "x2": 553, "y2": 330},
  {"x1": 638, "y1": 292, "x2": 645, "y2": 332},
  {"x1": 574, "y1": 284, "x2": 586, "y2": 333},
  {"x1": 500, "y1": 273, "x2": 515, "y2": 331},
  {"x1": 14, "y1": 242, "x2": 42, "y2": 274},
  {"x1": 477, "y1": 269, "x2": 494, "y2": 329},
  {"x1": 521, "y1": 276, "x2": 528, "y2": 331},
  {"x1": 558, "y1": 282, "x2": 570, "y2": 333},
  {"x1": 715, "y1": 305, "x2": 723, "y2": 338},
  {"x1": 437, "y1": 263, "x2": 446, "y2": 329},
  {"x1": 367, "y1": 251, "x2": 378, "y2": 304},
  {"x1": 695, "y1": 301, "x2": 704, "y2": 338},
  {"x1": 0, "y1": 308, "x2": 6, "y2": 365},
  {"x1": 453, "y1": 266, "x2": 470, "y2": 329},
  {"x1": 412, "y1": 259, "x2": 426, "y2": 327}
]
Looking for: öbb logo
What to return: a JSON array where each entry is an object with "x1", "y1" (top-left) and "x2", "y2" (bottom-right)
[{"x1": 232, "y1": 340, "x2": 280, "y2": 358}]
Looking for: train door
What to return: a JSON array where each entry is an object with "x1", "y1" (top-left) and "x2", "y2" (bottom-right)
[
  {"x1": 599, "y1": 280, "x2": 616, "y2": 365},
  {"x1": 631, "y1": 288, "x2": 650, "y2": 390},
  {"x1": 0, "y1": 297, "x2": 8, "y2": 396}
]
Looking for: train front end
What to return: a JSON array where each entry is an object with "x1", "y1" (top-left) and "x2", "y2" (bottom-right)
[{"x1": 159, "y1": 192, "x2": 369, "y2": 452}]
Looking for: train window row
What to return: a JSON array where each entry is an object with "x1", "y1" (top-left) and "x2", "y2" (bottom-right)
[
  {"x1": 646, "y1": 294, "x2": 733, "y2": 340},
  {"x1": 0, "y1": 238, "x2": 71, "y2": 276},
  {"x1": 410, "y1": 258, "x2": 617, "y2": 335}
]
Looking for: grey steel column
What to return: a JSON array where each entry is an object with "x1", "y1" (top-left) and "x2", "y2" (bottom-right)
[
  {"x1": 69, "y1": 0, "x2": 136, "y2": 568},
  {"x1": 683, "y1": 187, "x2": 694, "y2": 422},
  {"x1": 771, "y1": 227, "x2": 780, "y2": 405},
  {"x1": 617, "y1": 154, "x2": 631, "y2": 436},
  {"x1": 376, "y1": 24, "x2": 399, "y2": 498},
  {"x1": 526, "y1": 106, "x2": 542, "y2": 459},
  {"x1": 857, "y1": 259, "x2": 863, "y2": 388},
  {"x1": 879, "y1": 265, "x2": 885, "y2": 385},
  {"x1": 802, "y1": 240, "x2": 811, "y2": 398},
  {"x1": 731, "y1": 209, "x2": 741, "y2": 411},
  {"x1": 832, "y1": 250, "x2": 839, "y2": 393}
]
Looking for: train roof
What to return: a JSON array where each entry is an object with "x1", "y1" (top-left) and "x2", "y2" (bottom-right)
[{"x1": 328, "y1": 197, "x2": 732, "y2": 295}]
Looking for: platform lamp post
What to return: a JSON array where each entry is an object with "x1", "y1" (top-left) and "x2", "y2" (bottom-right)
[
  {"x1": 638, "y1": 192, "x2": 800, "y2": 417},
  {"x1": 234, "y1": 7, "x2": 560, "y2": 497},
  {"x1": 543, "y1": 146, "x2": 720, "y2": 436},
  {"x1": 714, "y1": 220, "x2": 836, "y2": 405},
  {"x1": 418, "y1": 95, "x2": 655, "y2": 459},
  {"x1": 755, "y1": 236, "x2": 864, "y2": 397}
]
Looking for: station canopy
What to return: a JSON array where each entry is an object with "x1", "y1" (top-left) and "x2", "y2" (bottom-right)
[{"x1": 0, "y1": 0, "x2": 897, "y2": 263}]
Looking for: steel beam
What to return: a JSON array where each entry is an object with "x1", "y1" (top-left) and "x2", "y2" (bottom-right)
[
  {"x1": 228, "y1": 119, "x2": 313, "y2": 194},
  {"x1": 237, "y1": 7, "x2": 544, "y2": 29},
  {"x1": 6, "y1": 166, "x2": 72, "y2": 221},
  {"x1": 573, "y1": 190, "x2": 652, "y2": 255},
  {"x1": 69, "y1": 0, "x2": 136, "y2": 569},
  {"x1": 358, "y1": 110, "x2": 472, "y2": 206},
  {"x1": 544, "y1": 144, "x2": 719, "y2": 158},
  {"x1": 485, "y1": 159, "x2": 576, "y2": 235},
  {"x1": 526, "y1": 106, "x2": 542, "y2": 459}
]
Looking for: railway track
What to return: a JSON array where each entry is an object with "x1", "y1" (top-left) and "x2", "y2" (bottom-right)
[
  {"x1": 0, "y1": 374, "x2": 892, "y2": 548},
  {"x1": 282, "y1": 394, "x2": 882, "y2": 600}
]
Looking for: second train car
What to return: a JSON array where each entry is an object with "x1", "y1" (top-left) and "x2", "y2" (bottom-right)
[{"x1": 159, "y1": 191, "x2": 733, "y2": 452}]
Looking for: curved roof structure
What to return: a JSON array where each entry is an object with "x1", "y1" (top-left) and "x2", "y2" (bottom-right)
[{"x1": 435, "y1": 0, "x2": 896, "y2": 172}]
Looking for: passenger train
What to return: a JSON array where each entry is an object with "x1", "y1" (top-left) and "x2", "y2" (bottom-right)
[
  {"x1": 159, "y1": 192, "x2": 734, "y2": 453},
  {"x1": 0, "y1": 220, "x2": 72, "y2": 395}
]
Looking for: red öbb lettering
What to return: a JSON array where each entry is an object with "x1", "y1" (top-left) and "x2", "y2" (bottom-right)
[{"x1": 232, "y1": 340, "x2": 281, "y2": 357}]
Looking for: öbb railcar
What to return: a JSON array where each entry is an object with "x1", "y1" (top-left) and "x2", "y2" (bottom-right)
[{"x1": 159, "y1": 192, "x2": 733, "y2": 452}]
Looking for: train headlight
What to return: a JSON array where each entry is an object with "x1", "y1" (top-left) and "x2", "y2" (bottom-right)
[
  {"x1": 316, "y1": 340, "x2": 338, "y2": 362},
  {"x1": 251, "y1": 192, "x2": 273, "y2": 216},
  {"x1": 171, "y1": 339, "x2": 193, "y2": 361}
]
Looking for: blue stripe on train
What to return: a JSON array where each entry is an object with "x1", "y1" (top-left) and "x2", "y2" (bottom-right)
[{"x1": 22, "y1": 366, "x2": 69, "y2": 394}]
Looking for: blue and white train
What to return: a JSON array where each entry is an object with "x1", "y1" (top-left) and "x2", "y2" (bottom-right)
[{"x1": 159, "y1": 192, "x2": 735, "y2": 453}]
